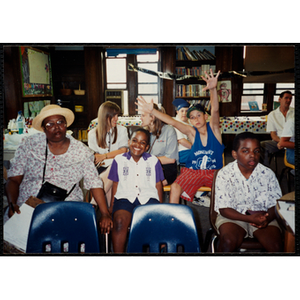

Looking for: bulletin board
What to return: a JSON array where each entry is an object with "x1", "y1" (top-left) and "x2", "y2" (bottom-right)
[{"x1": 19, "y1": 46, "x2": 53, "y2": 97}]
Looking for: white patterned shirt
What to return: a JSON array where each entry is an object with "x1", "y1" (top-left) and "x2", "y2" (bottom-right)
[
  {"x1": 214, "y1": 160, "x2": 282, "y2": 215},
  {"x1": 7, "y1": 133, "x2": 103, "y2": 208}
]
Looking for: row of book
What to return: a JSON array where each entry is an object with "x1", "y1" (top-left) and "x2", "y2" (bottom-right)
[
  {"x1": 177, "y1": 47, "x2": 216, "y2": 61},
  {"x1": 176, "y1": 84, "x2": 210, "y2": 97},
  {"x1": 188, "y1": 99, "x2": 211, "y2": 112},
  {"x1": 176, "y1": 65, "x2": 216, "y2": 76}
]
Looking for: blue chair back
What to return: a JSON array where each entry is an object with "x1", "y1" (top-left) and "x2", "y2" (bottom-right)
[
  {"x1": 26, "y1": 202, "x2": 100, "y2": 253},
  {"x1": 127, "y1": 204, "x2": 200, "y2": 253}
]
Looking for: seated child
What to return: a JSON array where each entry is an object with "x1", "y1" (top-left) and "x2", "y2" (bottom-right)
[
  {"x1": 214, "y1": 132, "x2": 283, "y2": 252},
  {"x1": 172, "y1": 98, "x2": 192, "y2": 160},
  {"x1": 108, "y1": 128, "x2": 165, "y2": 253}
]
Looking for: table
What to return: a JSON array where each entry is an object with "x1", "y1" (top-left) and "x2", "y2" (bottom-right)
[
  {"x1": 275, "y1": 191, "x2": 295, "y2": 253},
  {"x1": 4, "y1": 149, "x2": 16, "y2": 161},
  {"x1": 88, "y1": 116, "x2": 267, "y2": 134},
  {"x1": 220, "y1": 117, "x2": 267, "y2": 134},
  {"x1": 88, "y1": 117, "x2": 142, "y2": 132}
]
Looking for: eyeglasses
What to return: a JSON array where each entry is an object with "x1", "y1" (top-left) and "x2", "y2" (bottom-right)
[{"x1": 44, "y1": 120, "x2": 66, "y2": 129}]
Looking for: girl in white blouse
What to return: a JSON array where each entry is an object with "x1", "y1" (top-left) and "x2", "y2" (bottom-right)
[{"x1": 88, "y1": 101, "x2": 128, "y2": 209}]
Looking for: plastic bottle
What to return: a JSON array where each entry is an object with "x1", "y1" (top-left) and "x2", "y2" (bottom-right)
[
  {"x1": 17, "y1": 111, "x2": 24, "y2": 134},
  {"x1": 7, "y1": 120, "x2": 12, "y2": 133},
  {"x1": 11, "y1": 119, "x2": 18, "y2": 134}
]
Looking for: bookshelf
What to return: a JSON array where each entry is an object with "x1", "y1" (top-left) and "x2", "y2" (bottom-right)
[
  {"x1": 52, "y1": 49, "x2": 88, "y2": 130},
  {"x1": 175, "y1": 47, "x2": 216, "y2": 111}
]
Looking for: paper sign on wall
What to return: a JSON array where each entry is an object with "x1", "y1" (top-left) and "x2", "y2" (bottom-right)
[
  {"x1": 217, "y1": 80, "x2": 232, "y2": 103},
  {"x1": 28, "y1": 49, "x2": 50, "y2": 84}
]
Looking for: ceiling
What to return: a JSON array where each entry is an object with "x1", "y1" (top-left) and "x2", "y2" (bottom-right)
[{"x1": 243, "y1": 45, "x2": 294, "y2": 83}]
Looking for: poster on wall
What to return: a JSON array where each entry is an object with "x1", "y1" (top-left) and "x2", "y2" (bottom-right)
[
  {"x1": 217, "y1": 80, "x2": 232, "y2": 103},
  {"x1": 19, "y1": 46, "x2": 53, "y2": 97},
  {"x1": 28, "y1": 48, "x2": 50, "y2": 84}
]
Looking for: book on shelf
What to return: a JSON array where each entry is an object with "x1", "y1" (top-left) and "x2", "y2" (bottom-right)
[
  {"x1": 175, "y1": 65, "x2": 216, "y2": 77},
  {"x1": 177, "y1": 47, "x2": 216, "y2": 61},
  {"x1": 177, "y1": 98, "x2": 211, "y2": 113},
  {"x1": 176, "y1": 66, "x2": 202, "y2": 77},
  {"x1": 203, "y1": 49, "x2": 216, "y2": 60},
  {"x1": 176, "y1": 84, "x2": 209, "y2": 97},
  {"x1": 182, "y1": 47, "x2": 197, "y2": 61},
  {"x1": 177, "y1": 47, "x2": 187, "y2": 60},
  {"x1": 175, "y1": 66, "x2": 187, "y2": 76}
]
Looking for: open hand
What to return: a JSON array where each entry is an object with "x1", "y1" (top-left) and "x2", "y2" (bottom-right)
[
  {"x1": 135, "y1": 96, "x2": 154, "y2": 114},
  {"x1": 94, "y1": 153, "x2": 106, "y2": 166},
  {"x1": 202, "y1": 69, "x2": 220, "y2": 91}
]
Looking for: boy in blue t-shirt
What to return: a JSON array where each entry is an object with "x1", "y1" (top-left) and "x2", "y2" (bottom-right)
[{"x1": 108, "y1": 128, "x2": 164, "y2": 253}]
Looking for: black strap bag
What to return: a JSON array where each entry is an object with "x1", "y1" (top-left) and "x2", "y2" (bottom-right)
[{"x1": 36, "y1": 142, "x2": 76, "y2": 203}]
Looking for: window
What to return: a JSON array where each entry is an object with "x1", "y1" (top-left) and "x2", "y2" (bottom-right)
[
  {"x1": 105, "y1": 50, "x2": 160, "y2": 116},
  {"x1": 273, "y1": 83, "x2": 295, "y2": 109},
  {"x1": 241, "y1": 83, "x2": 264, "y2": 112},
  {"x1": 106, "y1": 54, "x2": 129, "y2": 115},
  {"x1": 106, "y1": 55, "x2": 127, "y2": 90},
  {"x1": 137, "y1": 52, "x2": 160, "y2": 104}
]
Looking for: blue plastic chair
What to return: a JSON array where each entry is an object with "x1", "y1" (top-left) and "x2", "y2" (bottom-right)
[
  {"x1": 26, "y1": 202, "x2": 100, "y2": 253},
  {"x1": 126, "y1": 204, "x2": 200, "y2": 253}
]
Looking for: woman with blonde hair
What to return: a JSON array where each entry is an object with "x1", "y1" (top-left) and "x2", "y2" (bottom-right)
[{"x1": 88, "y1": 101, "x2": 128, "y2": 209}]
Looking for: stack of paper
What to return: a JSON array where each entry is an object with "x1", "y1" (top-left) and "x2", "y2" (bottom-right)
[
  {"x1": 4, "y1": 204, "x2": 34, "y2": 252},
  {"x1": 277, "y1": 201, "x2": 295, "y2": 235}
]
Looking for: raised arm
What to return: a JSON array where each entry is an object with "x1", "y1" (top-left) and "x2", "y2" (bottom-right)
[
  {"x1": 202, "y1": 69, "x2": 221, "y2": 144},
  {"x1": 135, "y1": 97, "x2": 194, "y2": 137}
]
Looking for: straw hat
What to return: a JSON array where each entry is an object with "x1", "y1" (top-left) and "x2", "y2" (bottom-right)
[{"x1": 32, "y1": 104, "x2": 75, "y2": 131}]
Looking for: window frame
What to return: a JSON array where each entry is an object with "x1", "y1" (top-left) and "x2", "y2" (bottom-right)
[
  {"x1": 273, "y1": 83, "x2": 295, "y2": 109},
  {"x1": 105, "y1": 50, "x2": 161, "y2": 116},
  {"x1": 240, "y1": 82, "x2": 266, "y2": 113}
]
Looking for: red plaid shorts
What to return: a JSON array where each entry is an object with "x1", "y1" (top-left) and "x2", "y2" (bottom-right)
[{"x1": 175, "y1": 167, "x2": 216, "y2": 201}]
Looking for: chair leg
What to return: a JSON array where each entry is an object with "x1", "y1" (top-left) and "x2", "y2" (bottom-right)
[
  {"x1": 279, "y1": 167, "x2": 294, "y2": 193},
  {"x1": 287, "y1": 168, "x2": 294, "y2": 193},
  {"x1": 211, "y1": 235, "x2": 218, "y2": 253},
  {"x1": 203, "y1": 228, "x2": 214, "y2": 252},
  {"x1": 279, "y1": 167, "x2": 287, "y2": 184}
]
